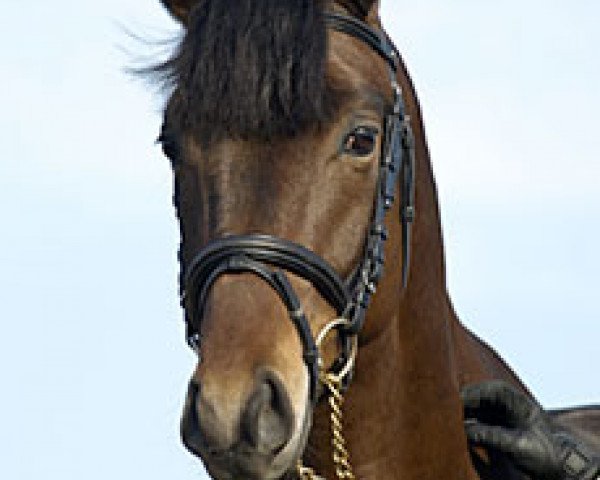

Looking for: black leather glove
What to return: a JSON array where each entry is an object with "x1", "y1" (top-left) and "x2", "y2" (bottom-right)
[{"x1": 462, "y1": 381, "x2": 600, "y2": 480}]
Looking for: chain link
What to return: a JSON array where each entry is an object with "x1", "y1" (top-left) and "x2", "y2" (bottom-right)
[
  {"x1": 296, "y1": 371, "x2": 355, "y2": 480},
  {"x1": 323, "y1": 372, "x2": 356, "y2": 480},
  {"x1": 297, "y1": 462, "x2": 325, "y2": 480}
]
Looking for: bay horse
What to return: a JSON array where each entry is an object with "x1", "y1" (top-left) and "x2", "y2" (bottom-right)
[{"x1": 150, "y1": 1, "x2": 600, "y2": 479}]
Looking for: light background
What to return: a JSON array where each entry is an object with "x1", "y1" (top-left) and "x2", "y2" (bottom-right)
[{"x1": 1, "y1": 0, "x2": 598, "y2": 478}]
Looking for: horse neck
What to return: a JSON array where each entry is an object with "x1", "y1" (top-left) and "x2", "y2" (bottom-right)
[
  {"x1": 304, "y1": 59, "x2": 478, "y2": 480},
  {"x1": 306, "y1": 315, "x2": 475, "y2": 479}
]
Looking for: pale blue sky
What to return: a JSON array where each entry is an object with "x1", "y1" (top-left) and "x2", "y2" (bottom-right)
[{"x1": 1, "y1": 1, "x2": 598, "y2": 479}]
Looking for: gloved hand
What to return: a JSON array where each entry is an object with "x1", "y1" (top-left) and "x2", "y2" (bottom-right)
[{"x1": 462, "y1": 381, "x2": 600, "y2": 480}]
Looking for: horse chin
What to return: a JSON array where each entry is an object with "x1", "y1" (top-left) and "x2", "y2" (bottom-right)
[{"x1": 197, "y1": 399, "x2": 313, "y2": 480}]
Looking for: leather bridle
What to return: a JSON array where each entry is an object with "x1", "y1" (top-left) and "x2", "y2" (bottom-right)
[{"x1": 180, "y1": 12, "x2": 416, "y2": 405}]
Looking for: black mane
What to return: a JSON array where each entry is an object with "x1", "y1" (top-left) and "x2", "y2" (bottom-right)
[{"x1": 155, "y1": 0, "x2": 332, "y2": 144}]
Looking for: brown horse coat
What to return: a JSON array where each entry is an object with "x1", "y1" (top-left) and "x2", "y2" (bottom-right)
[{"x1": 153, "y1": 1, "x2": 600, "y2": 479}]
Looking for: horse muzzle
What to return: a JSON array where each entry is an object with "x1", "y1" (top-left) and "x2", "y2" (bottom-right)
[{"x1": 181, "y1": 375, "x2": 312, "y2": 480}]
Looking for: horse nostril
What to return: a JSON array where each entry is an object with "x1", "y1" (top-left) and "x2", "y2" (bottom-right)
[
  {"x1": 241, "y1": 374, "x2": 294, "y2": 455},
  {"x1": 181, "y1": 381, "x2": 205, "y2": 455}
]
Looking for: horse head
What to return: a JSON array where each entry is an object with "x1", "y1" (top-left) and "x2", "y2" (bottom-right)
[
  {"x1": 155, "y1": 0, "x2": 413, "y2": 478},
  {"x1": 151, "y1": 1, "x2": 530, "y2": 479}
]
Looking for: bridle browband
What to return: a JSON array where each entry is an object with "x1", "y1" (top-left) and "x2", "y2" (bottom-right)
[{"x1": 180, "y1": 12, "x2": 416, "y2": 405}]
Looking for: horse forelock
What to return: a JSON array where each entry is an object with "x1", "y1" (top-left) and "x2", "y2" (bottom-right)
[{"x1": 158, "y1": 0, "x2": 334, "y2": 144}]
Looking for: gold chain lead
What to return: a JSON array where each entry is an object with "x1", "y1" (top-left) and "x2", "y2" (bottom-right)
[
  {"x1": 297, "y1": 318, "x2": 357, "y2": 480},
  {"x1": 323, "y1": 372, "x2": 355, "y2": 480},
  {"x1": 296, "y1": 372, "x2": 355, "y2": 480}
]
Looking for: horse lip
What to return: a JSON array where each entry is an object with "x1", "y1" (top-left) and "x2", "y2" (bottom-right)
[
  {"x1": 182, "y1": 414, "x2": 309, "y2": 480},
  {"x1": 189, "y1": 401, "x2": 314, "y2": 480},
  {"x1": 201, "y1": 448, "x2": 287, "y2": 480}
]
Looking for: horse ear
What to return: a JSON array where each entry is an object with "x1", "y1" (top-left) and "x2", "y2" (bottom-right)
[
  {"x1": 336, "y1": 0, "x2": 380, "y2": 20},
  {"x1": 160, "y1": 0, "x2": 197, "y2": 24}
]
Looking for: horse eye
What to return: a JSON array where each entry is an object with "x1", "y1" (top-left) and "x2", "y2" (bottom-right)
[{"x1": 342, "y1": 126, "x2": 379, "y2": 157}]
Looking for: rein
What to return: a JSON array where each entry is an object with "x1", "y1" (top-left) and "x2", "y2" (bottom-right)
[{"x1": 180, "y1": 11, "x2": 414, "y2": 480}]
